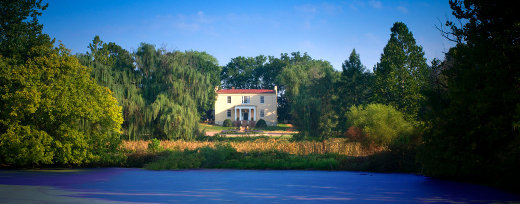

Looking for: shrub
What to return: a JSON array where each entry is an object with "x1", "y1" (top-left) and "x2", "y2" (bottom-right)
[
  {"x1": 147, "y1": 138, "x2": 162, "y2": 152},
  {"x1": 223, "y1": 119, "x2": 233, "y2": 127},
  {"x1": 199, "y1": 143, "x2": 238, "y2": 168},
  {"x1": 345, "y1": 103, "x2": 414, "y2": 147},
  {"x1": 255, "y1": 119, "x2": 267, "y2": 128}
]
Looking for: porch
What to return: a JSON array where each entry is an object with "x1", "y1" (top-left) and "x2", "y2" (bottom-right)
[{"x1": 233, "y1": 105, "x2": 257, "y2": 129}]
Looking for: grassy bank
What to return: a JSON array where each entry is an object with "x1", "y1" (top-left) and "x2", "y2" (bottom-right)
[
  {"x1": 121, "y1": 137, "x2": 417, "y2": 173},
  {"x1": 134, "y1": 144, "x2": 418, "y2": 173}
]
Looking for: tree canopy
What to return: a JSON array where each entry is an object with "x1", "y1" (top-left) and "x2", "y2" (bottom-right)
[
  {"x1": 0, "y1": 1, "x2": 124, "y2": 167},
  {"x1": 0, "y1": 0, "x2": 52, "y2": 62},
  {"x1": 0, "y1": 44, "x2": 123, "y2": 166},
  {"x1": 278, "y1": 54, "x2": 339, "y2": 138},
  {"x1": 78, "y1": 37, "x2": 220, "y2": 140},
  {"x1": 373, "y1": 22, "x2": 429, "y2": 120},
  {"x1": 418, "y1": 0, "x2": 520, "y2": 188}
]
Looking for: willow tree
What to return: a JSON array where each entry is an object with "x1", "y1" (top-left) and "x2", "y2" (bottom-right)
[
  {"x1": 81, "y1": 39, "x2": 218, "y2": 140},
  {"x1": 77, "y1": 36, "x2": 145, "y2": 140},
  {"x1": 278, "y1": 54, "x2": 339, "y2": 139}
]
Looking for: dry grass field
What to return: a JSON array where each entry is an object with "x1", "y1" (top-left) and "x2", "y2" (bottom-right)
[{"x1": 123, "y1": 138, "x2": 381, "y2": 156}]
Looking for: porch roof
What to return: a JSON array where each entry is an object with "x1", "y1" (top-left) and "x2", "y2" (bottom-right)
[{"x1": 234, "y1": 105, "x2": 256, "y2": 109}]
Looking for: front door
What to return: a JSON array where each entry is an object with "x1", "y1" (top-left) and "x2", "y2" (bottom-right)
[{"x1": 243, "y1": 112, "x2": 249, "y2": 121}]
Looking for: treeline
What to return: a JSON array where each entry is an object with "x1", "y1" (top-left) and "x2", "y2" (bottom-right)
[
  {"x1": 216, "y1": 0, "x2": 520, "y2": 190},
  {"x1": 219, "y1": 22, "x2": 427, "y2": 143}
]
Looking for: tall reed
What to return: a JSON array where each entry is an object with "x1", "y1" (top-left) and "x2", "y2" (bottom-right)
[{"x1": 122, "y1": 138, "x2": 381, "y2": 156}]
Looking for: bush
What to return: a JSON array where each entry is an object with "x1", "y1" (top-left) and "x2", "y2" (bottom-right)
[
  {"x1": 345, "y1": 103, "x2": 414, "y2": 147},
  {"x1": 147, "y1": 138, "x2": 162, "y2": 152},
  {"x1": 255, "y1": 119, "x2": 267, "y2": 128},
  {"x1": 223, "y1": 119, "x2": 233, "y2": 127},
  {"x1": 199, "y1": 143, "x2": 238, "y2": 168},
  {"x1": 144, "y1": 150, "x2": 203, "y2": 170}
]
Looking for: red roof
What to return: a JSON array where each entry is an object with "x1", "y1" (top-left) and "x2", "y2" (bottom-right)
[{"x1": 216, "y1": 89, "x2": 275, "y2": 94}]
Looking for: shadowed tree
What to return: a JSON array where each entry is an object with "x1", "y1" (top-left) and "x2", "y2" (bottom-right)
[
  {"x1": 336, "y1": 49, "x2": 374, "y2": 133},
  {"x1": 419, "y1": 0, "x2": 520, "y2": 190}
]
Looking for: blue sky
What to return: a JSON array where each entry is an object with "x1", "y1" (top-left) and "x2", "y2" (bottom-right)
[{"x1": 40, "y1": 0, "x2": 456, "y2": 71}]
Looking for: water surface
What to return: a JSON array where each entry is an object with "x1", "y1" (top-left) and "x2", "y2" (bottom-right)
[{"x1": 0, "y1": 168, "x2": 518, "y2": 203}]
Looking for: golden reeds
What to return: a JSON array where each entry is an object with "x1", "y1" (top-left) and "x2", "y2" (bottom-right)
[{"x1": 122, "y1": 138, "x2": 379, "y2": 156}]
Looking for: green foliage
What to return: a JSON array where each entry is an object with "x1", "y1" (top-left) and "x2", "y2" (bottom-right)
[
  {"x1": 220, "y1": 53, "x2": 317, "y2": 123},
  {"x1": 0, "y1": 45, "x2": 124, "y2": 166},
  {"x1": 221, "y1": 55, "x2": 267, "y2": 89},
  {"x1": 147, "y1": 138, "x2": 162, "y2": 152},
  {"x1": 337, "y1": 49, "x2": 373, "y2": 107},
  {"x1": 255, "y1": 119, "x2": 267, "y2": 128},
  {"x1": 345, "y1": 104, "x2": 414, "y2": 147},
  {"x1": 0, "y1": 3, "x2": 123, "y2": 167},
  {"x1": 336, "y1": 49, "x2": 374, "y2": 133},
  {"x1": 419, "y1": 0, "x2": 520, "y2": 189},
  {"x1": 0, "y1": 0, "x2": 52, "y2": 62},
  {"x1": 221, "y1": 151, "x2": 339, "y2": 170},
  {"x1": 144, "y1": 145, "x2": 340, "y2": 170},
  {"x1": 0, "y1": 123, "x2": 53, "y2": 166},
  {"x1": 278, "y1": 54, "x2": 339, "y2": 139},
  {"x1": 373, "y1": 22, "x2": 429, "y2": 121},
  {"x1": 144, "y1": 149, "x2": 203, "y2": 170},
  {"x1": 223, "y1": 119, "x2": 233, "y2": 127},
  {"x1": 199, "y1": 143, "x2": 237, "y2": 168},
  {"x1": 79, "y1": 37, "x2": 219, "y2": 140}
]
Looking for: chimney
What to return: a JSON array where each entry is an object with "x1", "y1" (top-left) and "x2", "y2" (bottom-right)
[
  {"x1": 274, "y1": 86, "x2": 277, "y2": 92},
  {"x1": 232, "y1": 87, "x2": 235, "y2": 89},
  {"x1": 214, "y1": 86, "x2": 219, "y2": 92}
]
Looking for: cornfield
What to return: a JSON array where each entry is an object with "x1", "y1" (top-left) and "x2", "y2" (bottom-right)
[{"x1": 122, "y1": 138, "x2": 381, "y2": 156}]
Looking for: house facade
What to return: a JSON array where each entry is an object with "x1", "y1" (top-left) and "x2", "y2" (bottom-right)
[{"x1": 214, "y1": 87, "x2": 278, "y2": 126}]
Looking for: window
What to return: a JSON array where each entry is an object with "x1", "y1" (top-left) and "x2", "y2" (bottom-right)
[
  {"x1": 260, "y1": 109, "x2": 265, "y2": 118},
  {"x1": 242, "y1": 96, "x2": 250, "y2": 104},
  {"x1": 260, "y1": 96, "x2": 264, "y2": 104},
  {"x1": 227, "y1": 110, "x2": 231, "y2": 118},
  {"x1": 227, "y1": 96, "x2": 231, "y2": 103}
]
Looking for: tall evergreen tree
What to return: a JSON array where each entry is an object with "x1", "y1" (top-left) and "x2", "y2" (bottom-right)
[
  {"x1": 336, "y1": 49, "x2": 373, "y2": 133},
  {"x1": 373, "y1": 22, "x2": 429, "y2": 120},
  {"x1": 338, "y1": 49, "x2": 373, "y2": 106}
]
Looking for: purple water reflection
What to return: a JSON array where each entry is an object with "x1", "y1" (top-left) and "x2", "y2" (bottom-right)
[{"x1": 0, "y1": 168, "x2": 518, "y2": 203}]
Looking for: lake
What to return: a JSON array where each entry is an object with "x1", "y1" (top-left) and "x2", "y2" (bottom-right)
[{"x1": 0, "y1": 168, "x2": 518, "y2": 203}]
